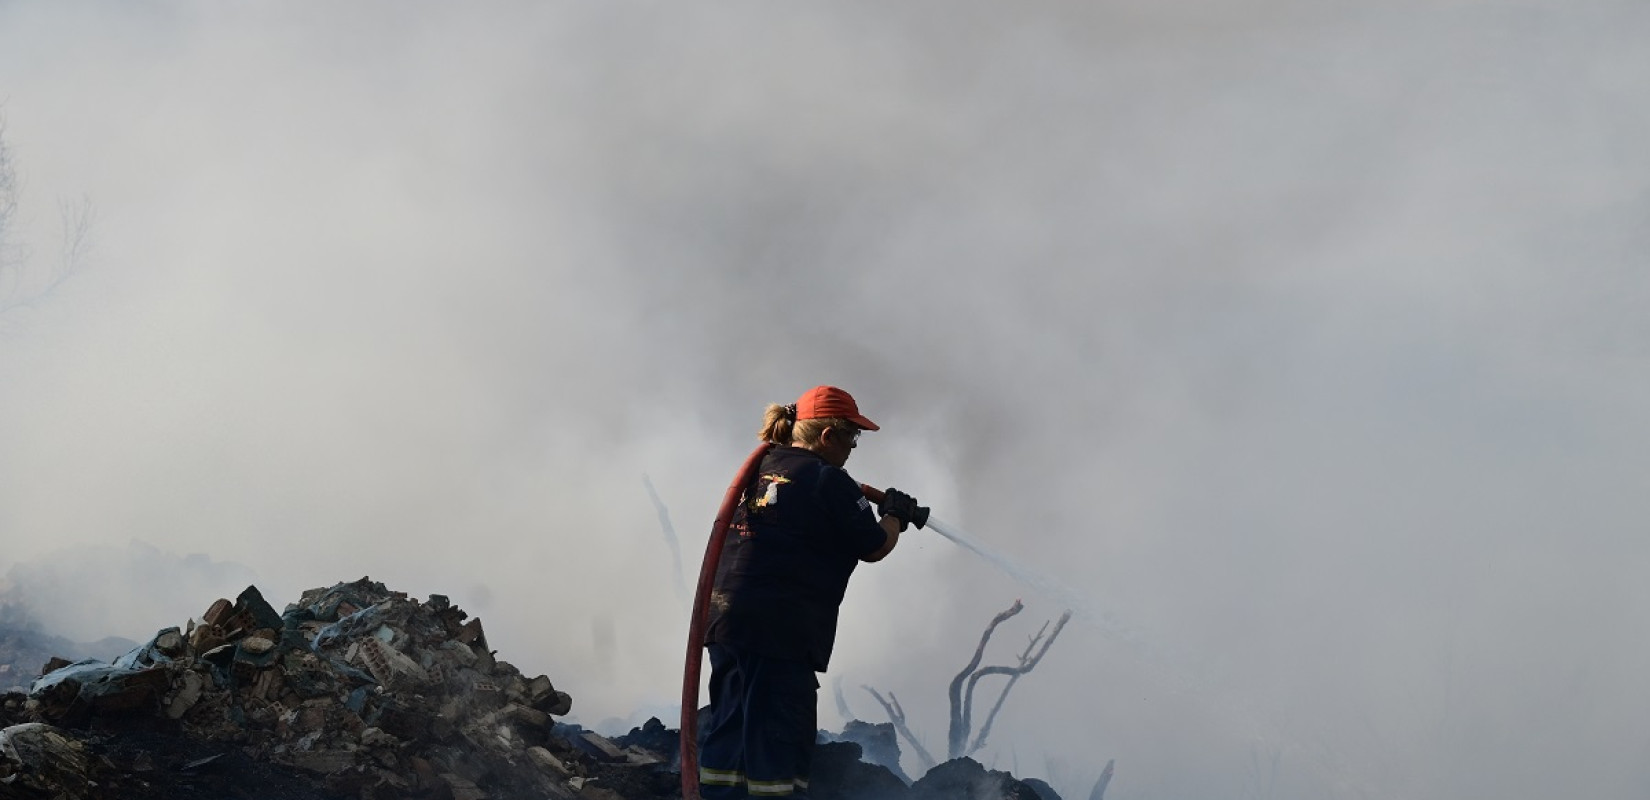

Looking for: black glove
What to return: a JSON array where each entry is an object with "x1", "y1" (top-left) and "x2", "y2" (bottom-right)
[{"x1": 878, "y1": 488, "x2": 921, "y2": 532}]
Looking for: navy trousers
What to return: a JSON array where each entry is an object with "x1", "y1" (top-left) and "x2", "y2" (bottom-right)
[{"x1": 699, "y1": 643, "x2": 819, "y2": 798}]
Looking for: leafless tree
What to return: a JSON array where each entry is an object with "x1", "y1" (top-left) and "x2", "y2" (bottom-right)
[
  {"x1": 0, "y1": 117, "x2": 20, "y2": 278},
  {"x1": 0, "y1": 116, "x2": 95, "y2": 317},
  {"x1": 864, "y1": 599, "x2": 1072, "y2": 769},
  {"x1": 952, "y1": 602, "x2": 1071, "y2": 758}
]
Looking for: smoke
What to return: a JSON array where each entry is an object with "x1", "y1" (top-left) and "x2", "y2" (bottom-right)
[
  {"x1": 2, "y1": 2, "x2": 1649, "y2": 798},
  {"x1": 0, "y1": 541, "x2": 259, "y2": 643}
]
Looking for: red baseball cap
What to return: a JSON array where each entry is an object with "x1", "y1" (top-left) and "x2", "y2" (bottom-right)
[{"x1": 795, "y1": 385, "x2": 880, "y2": 431}]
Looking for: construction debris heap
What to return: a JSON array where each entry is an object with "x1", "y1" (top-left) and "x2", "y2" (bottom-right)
[
  {"x1": 0, "y1": 578, "x2": 673, "y2": 799},
  {"x1": 1, "y1": 578, "x2": 1060, "y2": 800}
]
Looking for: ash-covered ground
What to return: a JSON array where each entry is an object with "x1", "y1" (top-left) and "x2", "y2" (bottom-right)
[{"x1": 0, "y1": 579, "x2": 1073, "y2": 800}]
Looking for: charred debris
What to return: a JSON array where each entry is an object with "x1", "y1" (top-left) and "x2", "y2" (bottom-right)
[{"x1": 1, "y1": 578, "x2": 1082, "y2": 800}]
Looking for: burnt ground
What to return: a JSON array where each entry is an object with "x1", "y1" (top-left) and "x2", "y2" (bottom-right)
[
  {"x1": 0, "y1": 705, "x2": 330, "y2": 800},
  {"x1": 74, "y1": 727, "x2": 332, "y2": 800},
  {"x1": 2, "y1": 697, "x2": 1056, "y2": 800}
]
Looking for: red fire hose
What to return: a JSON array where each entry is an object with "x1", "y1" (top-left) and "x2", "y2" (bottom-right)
[
  {"x1": 679, "y1": 449, "x2": 907, "y2": 799},
  {"x1": 681, "y1": 442, "x2": 772, "y2": 800}
]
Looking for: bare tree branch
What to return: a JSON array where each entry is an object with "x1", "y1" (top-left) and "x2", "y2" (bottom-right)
[
  {"x1": 832, "y1": 675, "x2": 852, "y2": 721},
  {"x1": 55, "y1": 195, "x2": 94, "y2": 285},
  {"x1": 862, "y1": 685, "x2": 936, "y2": 772},
  {"x1": 863, "y1": 599, "x2": 1072, "y2": 771},
  {"x1": 0, "y1": 119, "x2": 95, "y2": 318},
  {"x1": 965, "y1": 610, "x2": 1071, "y2": 755},
  {"x1": 0, "y1": 117, "x2": 20, "y2": 297},
  {"x1": 0, "y1": 118, "x2": 15, "y2": 226},
  {"x1": 963, "y1": 617, "x2": 1050, "y2": 747},
  {"x1": 948, "y1": 599, "x2": 1022, "y2": 757},
  {"x1": 1089, "y1": 759, "x2": 1115, "y2": 800},
  {"x1": 641, "y1": 474, "x2": 689, "y2": 606}
]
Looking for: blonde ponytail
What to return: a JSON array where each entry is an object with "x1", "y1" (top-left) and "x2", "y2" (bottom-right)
[{"x1": 758, "y1": 403, "x2": 797, "y2": 444}]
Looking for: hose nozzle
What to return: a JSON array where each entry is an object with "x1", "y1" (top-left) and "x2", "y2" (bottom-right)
[{"x1": 858, "y1": 484, "x2": 930, "y2": 529}]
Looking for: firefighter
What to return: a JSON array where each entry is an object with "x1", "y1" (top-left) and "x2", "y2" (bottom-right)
[{"x1": 698, "y1": 385, "x2": 921, "y2": 798}]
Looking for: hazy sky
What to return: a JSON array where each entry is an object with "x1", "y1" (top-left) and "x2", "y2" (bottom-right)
[{"x1": 3, "y1": 2, "x2": 1648, "y2": 798}]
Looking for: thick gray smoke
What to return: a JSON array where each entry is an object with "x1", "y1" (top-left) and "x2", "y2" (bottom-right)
[{"x1": 3, "y1": 2, "x2": 1648, "y2": 798}]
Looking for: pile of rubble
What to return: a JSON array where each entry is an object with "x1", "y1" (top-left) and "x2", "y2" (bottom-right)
[
  {"x1": 0, "y1": 577, "x2": 1063, "y2": 800},
  {"x1": 1, "y1": 578, "x2": 671, "y2": 799}
]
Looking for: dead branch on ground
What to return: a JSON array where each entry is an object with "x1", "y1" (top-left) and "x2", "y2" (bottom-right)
[
  {"x1": 861, "y1": 598, "x2": 1072, "y2": 767},
  {"x1": 862, "y1": 685, "x2": 937, "y2": 772}
]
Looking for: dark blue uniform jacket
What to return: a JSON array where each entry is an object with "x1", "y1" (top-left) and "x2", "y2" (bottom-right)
[{"x1": 704, "y1": 446, "x2": 889, "y2": 672}]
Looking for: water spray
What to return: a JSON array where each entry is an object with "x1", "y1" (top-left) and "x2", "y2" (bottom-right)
[
  {"x1": 681, "y1": 457, "x2": 1372, "y2": 800},
  {"x1": 925, "y1": 518, "x2": 1144, "y2": 644},
  {"x1": 863, "y1": 485, "x2": 1138, "y2": 641}
]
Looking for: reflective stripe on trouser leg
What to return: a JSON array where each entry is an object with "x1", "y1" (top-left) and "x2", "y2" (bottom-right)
[
  {"x1": 739, "y1": 645, "x2": 817, "y2": 796},
  {"x1": 700, "y1": 643, "x2": 818, "y2": 798},
  {"x1": 700, "y1": 767, "x2": 746, "y2": 787},
  {"x1": 700, "y1": 643, "x2": 750, "y2": 799},
  {"x1": 747, "y1": 777, "x2": 810, "y2": 796},
  {"x1": 748, "y1": 778, "x2": 802, "y2": 796}
]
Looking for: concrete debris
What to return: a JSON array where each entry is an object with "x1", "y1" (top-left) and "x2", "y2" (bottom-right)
[
  {"x1": 27, "y1": 657, "x2": 171, "y2": 725},
  {"x1": 0, "y1": 577, "x2": 1074, "y2": 800},
  {"x1": 0, "y1": 578, "x2": 608, "y2": 799},
  {"x1": 579, "y1": 784, "x2": 629, "y2": 800},
  {"x1": 441, "y1": 773, "x2": 487, "y2": 800},
  {"x1": 529, "y1": 744, "x2": 573, "y2": 775},
  {"x1": 0, "y1": 722, "x2": 93, "y2": 797},
  {"x1": 164, "y1": 668, "x2": 205, "y2": 719},
  {"x1": 580, "y1": 731, "x2": 628, "y2": 761}
]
